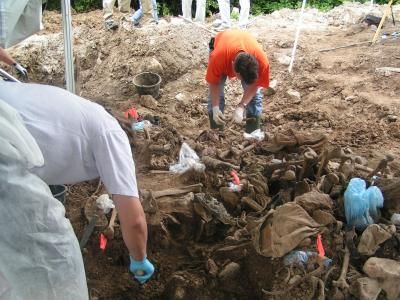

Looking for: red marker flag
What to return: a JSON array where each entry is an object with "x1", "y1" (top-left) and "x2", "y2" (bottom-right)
[
  {"x1": 100, "y1": 233, "x2": 108, "y2": 251},
  {"x1": 230, "y1": 170, "x2": 241, "y2": 185},
  {"x1": 316, "y1": 234, "x2": 325, "y2": 257},
  {"x1": 124, "y1": 107, "x2": 139, "y2": 120}
]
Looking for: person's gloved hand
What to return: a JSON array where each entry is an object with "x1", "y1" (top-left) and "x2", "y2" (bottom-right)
[
  {"x1": 129, "y1": 256, "x2": 155, "y2": 284},
  {"x1": 232, "y1": 106, "x2": 244, "y2": 124},
  {"x1": 212, "y1": 106, "x2": 225, "y2": 126},
  {"x1": 13, "y1": 63, "x2": 28, "y2": 80}
]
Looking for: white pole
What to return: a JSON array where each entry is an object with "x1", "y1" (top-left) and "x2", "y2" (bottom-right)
[
  {"x1": 288, "y1": 0, "x2": 307, "y2": 73},
  {"x1": 61, "y1": 0, "x2": 75, "y2": 93},
  {"x1": 370, "y1": 0, "x2": 374, "y2": 8}
]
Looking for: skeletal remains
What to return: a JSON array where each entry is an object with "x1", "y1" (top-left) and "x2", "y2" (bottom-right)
[{"x1": 116, "y1": 123, "x2": 397, "y2": 297}]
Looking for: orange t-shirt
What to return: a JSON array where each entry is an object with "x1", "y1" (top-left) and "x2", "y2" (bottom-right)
[{"x1": 205, "y1": 30, "x2": 270, "y2": 88}]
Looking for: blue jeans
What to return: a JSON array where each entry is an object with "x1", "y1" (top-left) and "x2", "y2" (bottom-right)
[
  {"x1": 207, "y1": 75, "x2": 263, "y2": 116},
  {"x1": 131, "y1": 0, "x2": 159, "y2": 24}
]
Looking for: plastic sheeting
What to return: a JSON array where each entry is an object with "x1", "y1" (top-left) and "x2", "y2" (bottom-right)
[
  {"x1": 0, "y1": 99, "x2": 88, "y2": 300},
  {"x1": 0, "y1": 0, "x2": 42, "y2": 48},
  {"x1": 169, "y1": 142, "x2": 205, "y2": 174},
  {"x1": 344, "y1": 177, "x2": 384, "y2": 230}
]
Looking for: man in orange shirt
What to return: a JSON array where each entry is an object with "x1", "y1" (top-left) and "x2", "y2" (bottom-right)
[{"x1": 206, "y1": 29, "x2": 270, "y2": 133}]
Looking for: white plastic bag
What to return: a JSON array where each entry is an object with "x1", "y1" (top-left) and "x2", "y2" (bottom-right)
[
  {"x1": 169, "y1": 142, "x2": 205, "y2": 174},
  {"x1": 96, "y1": 194, "x2": 115, "y2": 214},
  {"x1": 0, "y1": 100, "x2": 88, "y2": 300},
  {"x1": 228, "y1": 182, "x2": 242, "y2": 192},
  {"x1": 243, "y1": 129, "x2": 265, "y2": 141},
  {"x1": 132, "y1": 120, "x2": 152, "y2": 131},
  {"x1": 344, "y1": 177, "x2": 384, "y2": 230},
  {"x1": 391, "y1": 213, "x2": 400, "y2": 225},
  {"x1": 284, "y1": 251, "x2": 332, "y2": 268}
]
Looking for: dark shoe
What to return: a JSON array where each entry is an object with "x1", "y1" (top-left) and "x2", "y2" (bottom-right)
[
  {"x1": 208, "y1": 113, "x2": 224, "y2": 130},
  {"x1": 245, "y1": 115, "x2": 261, "y2": 133},
  {"x1": 105, "y1": 19, "x2": 118, "y2": 30}
]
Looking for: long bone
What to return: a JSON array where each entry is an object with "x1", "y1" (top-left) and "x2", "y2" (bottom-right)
[
  {"x1": 316, "y1": 146, "x2": 352, "y2": 179},
  {"x1": 332, "y1": 245, "x2": 350, "y2": 290}
]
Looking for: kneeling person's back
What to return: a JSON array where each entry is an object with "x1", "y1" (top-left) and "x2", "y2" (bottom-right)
[{"x1": 0, "y1": 81, "x2": 138, "y2": 197}]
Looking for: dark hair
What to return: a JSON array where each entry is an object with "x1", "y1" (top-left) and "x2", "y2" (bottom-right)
[{"x1": 233, "y1": 53, "x2": 259, "y2": 85}]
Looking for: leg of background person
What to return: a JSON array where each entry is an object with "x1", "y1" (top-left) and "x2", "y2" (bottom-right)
[
  {"x1": 239, "y1": 0, "x2": 250, "y2": 27},
  {"x1": 194, "y1": 0, "x2": 206, "y2": 23},
  {"x1": 131, "y1": 0, "x2": 143, "y2": 25},
  {"x1": 207, "y1": 76, "x2": 227, "y2": 130},
  {"x1": 241, "y1": 81, "x2": 263, "y2": 133},
  {"x1": 151, "y1": 0, "x2": 159, "y2": 23},
  {"x1": 217, "y1": 0, "x2": 231, "y2": 26},
  {"x1": 118, "y1": 0, "x2": 131, "y2": 13},
  {"x1": 182, "y1": 0, "x2": 192, "y2": 19},
  {"x1": 141, "y1": 0, "x2": 153, "y2": 19},
  {"x1": 103, "y1": 0, "x2": 117, "y2": 20}
]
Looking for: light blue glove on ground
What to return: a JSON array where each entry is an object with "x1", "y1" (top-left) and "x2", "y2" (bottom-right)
[{"x1": 129, "y1": 256, "x2": 155, "y2": 283}]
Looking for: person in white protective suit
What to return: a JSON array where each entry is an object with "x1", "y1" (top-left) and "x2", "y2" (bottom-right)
[
  {"x1": 0, "y1": 100, "x2": 88, "y2": 300},
  {"x1": 0, "y1": 81, "x2": 155, "y2": 285},
  {"x1": 214, "y1": 0, "x2": 250, "y2": 31},
  {"x1": 181, "y1": 0, "x2": 206, "y2": 23}
]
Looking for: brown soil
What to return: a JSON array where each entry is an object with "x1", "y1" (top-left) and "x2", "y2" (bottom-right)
[{"x1": 7, "y1": 4, "x2": 400, "y2": 299}]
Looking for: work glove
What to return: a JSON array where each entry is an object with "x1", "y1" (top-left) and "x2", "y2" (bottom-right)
[
  {"x1": 212, "y1": 106, "x2": 225, "y2": 126},
  {"x1": 129, "y1": 256, "x2": 155, "y2": 284},
  {"x1": 13, "y1": 63, "x2": 28, "y2": 80},
  {"x1": 232, "y1": 106, "x2": 245, "y2": 124}
]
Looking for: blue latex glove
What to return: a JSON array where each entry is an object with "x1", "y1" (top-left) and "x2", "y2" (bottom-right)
[{"x1": 129, "y1": 256, "x2": 155, "y2": 283}]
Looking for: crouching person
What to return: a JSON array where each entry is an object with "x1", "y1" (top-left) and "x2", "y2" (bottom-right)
[
  {"x1": 206, "y1": 29, "x2": 270, "y2": 133},
  {"x1": 0, "y1": 81, "x2": 155, "y2": 288}
]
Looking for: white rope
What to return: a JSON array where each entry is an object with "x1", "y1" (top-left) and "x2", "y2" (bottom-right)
[{"x1": 288, "y1": 0, "x2": 307, "y2": 73}]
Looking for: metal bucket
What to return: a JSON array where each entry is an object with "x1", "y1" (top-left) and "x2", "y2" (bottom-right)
[
  {"x1": 49, "y1": 185, "x2": 67, "y2": 205},
  {"x1": 133, "y1": 72, "x2": 161, "y2": 99}
]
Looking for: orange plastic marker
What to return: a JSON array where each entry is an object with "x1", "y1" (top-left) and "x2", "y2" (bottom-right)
[
  {"x1": 100, "y1": 233, "x2": 108, "y2": 251},
  {"x1": 230, "y1": 170, "x2": 240, "y2": 185},
  {"x1": 316, "y1": 234, "x2": 325, "y2": 257}
]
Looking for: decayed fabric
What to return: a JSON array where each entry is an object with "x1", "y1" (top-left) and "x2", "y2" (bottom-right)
[
  {"x1": 357, "y1": 224, "x2": 395, "y2": 256},
  {"x1": 294, "y1": 190, "x2": 333, "y2": 214},
  {"x1": 252, "y1": 202, "x2": 321, "y2": 258}
]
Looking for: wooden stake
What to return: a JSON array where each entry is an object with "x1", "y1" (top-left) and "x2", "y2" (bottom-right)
[
  {"x1": 288, "y1": 0, "x2": 308, "y2": 73},
  {"x1": 318, "y1": 41, "x2": 371, "y2": 52},
  {"x1": 371, "y1": 0, "x2": 394, "y2": 44}
]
